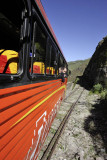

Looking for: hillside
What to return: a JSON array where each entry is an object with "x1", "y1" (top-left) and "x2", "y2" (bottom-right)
[
  {"x1": 83, "y1": 36, "x2": 107, "y2": 88},
  {"x1": 68, "y1": 59, "x2": 90, "y2": 82}
]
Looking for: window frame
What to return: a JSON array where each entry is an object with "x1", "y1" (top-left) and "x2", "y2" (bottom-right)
[
  {"x1": 29, "y1": 10, "x2": 59, "y2": 80},
  {"x1": 58, "y1": 52, "x2": 68, "y2": 77},
  {"x1": 45, "y1": 39, "x2": 57, "y2": 77},
  {"x1": 28, "y1": 14, "x2": 48, "y2": 79}
]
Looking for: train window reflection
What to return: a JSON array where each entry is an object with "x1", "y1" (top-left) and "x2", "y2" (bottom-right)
[{"x1": 30, "y1": 23, "x2": 47, "y2": 75}]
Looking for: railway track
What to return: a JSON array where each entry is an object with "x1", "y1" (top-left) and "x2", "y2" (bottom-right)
[
  {"x1": 39, "y1": 84, "x2": 84, "y2": 160},
  {"x1": 64, "y1": 85, "x2": 79, "y2": 101}
]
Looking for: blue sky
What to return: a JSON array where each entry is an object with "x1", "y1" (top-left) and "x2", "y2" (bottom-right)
[{"x1": 41, "y1": 0, "x2": 107, "y2": 62}]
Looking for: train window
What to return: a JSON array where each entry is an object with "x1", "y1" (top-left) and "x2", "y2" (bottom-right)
[
  {"x1": 63, "y1": 62, "x2": 68, "y2": 77},
  {"x1": 46, "y1": 44, "x2": 51, "y2": 75},
  {"x1": 58, "y1": 54, "x2": 67, "y2": 77},
  {"x1": 50, "y1": 46, "x2": 56, "y2": 75},
  {"x1": 29, "y1": 22, "x2": 47, "y2": 75},
  {"x1": 0, "y1": 0, "x2": 24, "y2": 76},
  {"x1": 46, "y1": 44, "x2": 56, "y2": 75},
  {"x1": 58, "y1": 54, "x2": 64, "y2": 72}
]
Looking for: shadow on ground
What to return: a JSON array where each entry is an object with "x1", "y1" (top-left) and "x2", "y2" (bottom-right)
[
  {"x1": 84, "y1": 99, "x2": 107, "y2": 158},
  {"x1": 77, "y1": 76, "x2": 107, "y2": 158},
  {"x1": 77, "y1": 76, "x2": 93, "y2": 90}
]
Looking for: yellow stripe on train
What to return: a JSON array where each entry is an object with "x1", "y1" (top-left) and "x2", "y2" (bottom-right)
[{"x1": 11, "y1": 85, "x2": 66, "y2": 128}]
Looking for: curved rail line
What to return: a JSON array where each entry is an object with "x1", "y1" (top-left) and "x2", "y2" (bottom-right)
[{"x1": 40, "y1": 86, "x2": 84, "y2": 160}]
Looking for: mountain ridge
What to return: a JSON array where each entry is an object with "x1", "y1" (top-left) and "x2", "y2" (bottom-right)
[{"x1": 68, "y1": 58, "x2": 90, "y2": 82}]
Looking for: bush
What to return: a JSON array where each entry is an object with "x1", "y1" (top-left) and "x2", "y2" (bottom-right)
[
  {"x1": 72, "y1": 77, "x2": 79, "y2": 90},
  {"x1": 101, "y1": 90, "x2": 107, "y2": 100},
  {"x1": 89, "y1": 83, "x2": 107, "y2": 100},
  {"x1": 92, "y1": 83, "x2": 103, "y2": 94}
]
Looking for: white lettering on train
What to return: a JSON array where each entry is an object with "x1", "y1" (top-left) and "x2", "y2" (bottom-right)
[
  {"x1": 28, "y1": 97, "x2": 62, "y2": 159},
  {"x1": 30, "y1": 111, "x2": 47, "y2": 160}
]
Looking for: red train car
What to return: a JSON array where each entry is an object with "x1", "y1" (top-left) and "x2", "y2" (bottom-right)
[{"x1": 0, "y1": 0, "x2": 68, "y2": 159}]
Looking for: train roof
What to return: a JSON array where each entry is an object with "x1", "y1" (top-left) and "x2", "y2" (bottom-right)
[{"x1": 34, "y1": 0, "x2": 66, "y2": 61}]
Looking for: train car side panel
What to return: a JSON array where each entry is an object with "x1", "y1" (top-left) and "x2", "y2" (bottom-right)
[{"x1": 0, "y1": 79, "x2": 67, "y2": 160}]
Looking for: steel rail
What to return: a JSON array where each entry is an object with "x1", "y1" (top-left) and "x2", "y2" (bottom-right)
[{"x1": 64, "y1": 86, "x2": 79, "y2": 101}]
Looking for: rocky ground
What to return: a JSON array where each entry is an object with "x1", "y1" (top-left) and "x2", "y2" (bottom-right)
[{"x1": 38, "y1": 82, "x2": 107, "y2": 160}]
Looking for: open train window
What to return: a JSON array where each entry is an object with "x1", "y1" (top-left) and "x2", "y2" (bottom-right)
[
  {"x1": 29, "y1": 21, "x2": 47, "y2": 76},
  {"x1": 58, "y1": 54, "x2": 64, "y2": 70},
  {"x1": 58, "y1": 54, "x2": 67, "y2": 77},
  {"x1": 63, "y1": 61, "x2": 68, "y2": 77},
  {"x1": 0, "y1": 0, "x2": 24, "y2": 77}
]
